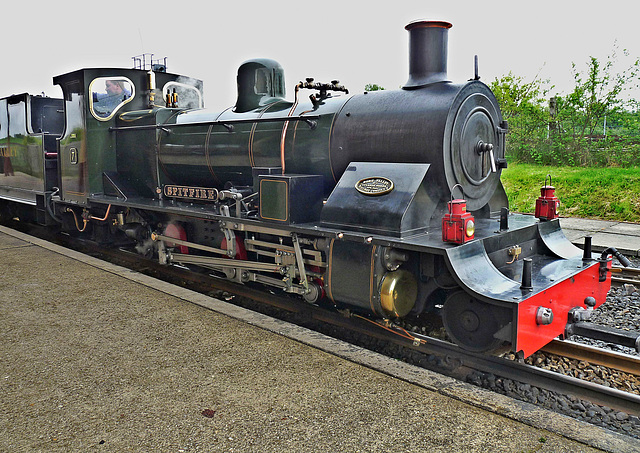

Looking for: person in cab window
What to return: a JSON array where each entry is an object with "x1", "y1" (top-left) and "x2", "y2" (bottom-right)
[{"x1": 93, "y1": 80, "x2": 131, "y2": 117}]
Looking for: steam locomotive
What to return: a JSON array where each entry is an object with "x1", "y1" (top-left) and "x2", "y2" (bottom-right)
[{"x1": 0, "y1": 21, "x2": 622, "y2": 358}]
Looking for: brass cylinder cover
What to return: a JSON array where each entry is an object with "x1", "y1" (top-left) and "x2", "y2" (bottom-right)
[{"x1": 379, "y1": 270, "x2": 418, "y2": 318}]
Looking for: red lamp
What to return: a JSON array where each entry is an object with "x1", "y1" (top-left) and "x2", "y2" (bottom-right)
[
  {"x1": 442, "y1": 185, "x2": 475, "y2": 244},
  {"x1": 535, "y1": 175, "x2": 559, "y2": 221}
]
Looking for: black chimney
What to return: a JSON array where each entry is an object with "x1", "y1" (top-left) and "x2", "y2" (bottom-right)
[{"x1": 403, "y1": 20, "x2": 452, "y2": 89}]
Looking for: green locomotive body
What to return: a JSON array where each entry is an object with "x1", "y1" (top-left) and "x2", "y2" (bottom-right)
[{"x1": 0, "y1": 22, "x2": 620, "y2": 358}]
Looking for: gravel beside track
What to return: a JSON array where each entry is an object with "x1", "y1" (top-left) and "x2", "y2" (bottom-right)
[
  {"x1": 568, "y1": 257, "x2": 640, "y2": 356},
  {"x1": 0, "y1": 230, "x2": 620, "y2": 452},
  {"x1": 488, "y1": 257, "x2": 640, "y2": 436},
  {"x1": 588, "y1": 284, "x2": 640, "y2": 356}
]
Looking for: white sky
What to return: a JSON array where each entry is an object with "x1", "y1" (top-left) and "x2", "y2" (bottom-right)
[{"x1": 3, "y1": 0, "x2": 639, "y2": 108}]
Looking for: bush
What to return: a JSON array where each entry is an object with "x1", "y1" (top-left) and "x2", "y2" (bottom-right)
[{"x1": 491, "y1": 49, "x2": 640, "y2": 167}]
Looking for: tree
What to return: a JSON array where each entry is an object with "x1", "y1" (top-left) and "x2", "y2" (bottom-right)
[
  {"x1": 489, "y1": 72, "x2": 552, "y2": 163},
  {"x1": 553, "y1": 48, "x2": 640, "y2": 165},
  {"x1": 562, "y1": 49, "x2": 639, "y2": 134},
  {"x1": 364, "y1": 83, "x2": 385, "y2": 91},
  {"x1": 491, "y1": 47, "x2": 640, "y2": 167}
]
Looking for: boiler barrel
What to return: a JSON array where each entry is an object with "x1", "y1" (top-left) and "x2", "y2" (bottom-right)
[{"x1": 157, "y1": 80, "x2": 504, "y2": 211}]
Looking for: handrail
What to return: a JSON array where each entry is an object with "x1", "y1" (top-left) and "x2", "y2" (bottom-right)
[{"x1": 108, "y1": 114, "x2": 320, "y2": 132}]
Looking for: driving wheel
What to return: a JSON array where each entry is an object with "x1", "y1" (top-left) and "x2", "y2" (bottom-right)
[{"x1": 441, "y1": 290, "x2": 510, "y2": 352}]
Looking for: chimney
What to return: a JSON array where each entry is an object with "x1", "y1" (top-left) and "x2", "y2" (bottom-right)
[{"x1": 403, "y1": 20, "x2": 452, "y2": 89}]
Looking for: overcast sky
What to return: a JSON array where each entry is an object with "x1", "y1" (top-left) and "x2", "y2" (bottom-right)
[{"x1": 3, "y1": 0, "x2": 639, "y2": 108}]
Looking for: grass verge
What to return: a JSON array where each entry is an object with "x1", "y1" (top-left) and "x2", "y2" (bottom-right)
[{"x1": 500, "y1": 163, "x2": 640, "y2": 222}]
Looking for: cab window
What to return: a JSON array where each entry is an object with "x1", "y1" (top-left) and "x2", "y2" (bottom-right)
[
  {"x1": 89, "y1": 77, "x2": 134, "y2": 121},
  {"x1": 254, "y1": 68, "x2": 270, "y2": 95}
]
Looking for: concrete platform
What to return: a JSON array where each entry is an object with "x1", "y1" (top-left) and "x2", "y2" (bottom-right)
[
  {"x1": 0, "y1": 225, "x2": 639, "y2": 452},
  {"x1": 560, "y1": 217, "x2": 640, "y2": 257}
]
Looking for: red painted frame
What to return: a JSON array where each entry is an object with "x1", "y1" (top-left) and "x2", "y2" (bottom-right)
[{"x1": 515, "y1": 261, "x2": 611, "y2": 357}]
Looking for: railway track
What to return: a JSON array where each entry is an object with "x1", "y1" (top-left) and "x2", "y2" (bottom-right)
[
  {"x1": 612, "y1": 266, "x2": 640, "y2": 288},
  {"x1": 542, "y1": 339, "x2": 640, "y2": 377},
  {"x1": 7, "y1": 224, "x2": 640, "y2": 433}
]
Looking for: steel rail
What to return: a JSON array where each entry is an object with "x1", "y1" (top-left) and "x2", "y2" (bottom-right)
[
  {"x1": 332, "y1": 316, "x2": 640, "y2": 415},
  {"x1": 612, "y1": 266, "x2": 640, "y2": 287},
  {"x1": 74, "y1": 240, "x2": 640, "y2": 415},
  {"x1": 542, "y1": 339, "x2": 640, "y2": 377},
  {"x1": 13, "y1": 224, "x2": 640, "y2": 417}
]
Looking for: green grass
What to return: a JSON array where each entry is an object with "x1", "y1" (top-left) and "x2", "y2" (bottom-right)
[{"x1": 500, "y1": 163, "x2": 640, "y2": 222}]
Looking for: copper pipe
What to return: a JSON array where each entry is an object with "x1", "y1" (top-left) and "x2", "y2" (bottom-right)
[
  {"x1": 65, "y1": 208, "x2": 88, "y2": 233},
  {"x1": 89, "y1": 204, "x2": 112, "y2": 221},
  {"x1": 280, "y1": 82, "x2": 303, "y2": 174}
]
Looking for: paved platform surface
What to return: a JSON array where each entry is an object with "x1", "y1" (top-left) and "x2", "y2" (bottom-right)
[
  {"x1": 1, "y1": 224, "x2": 639, "y2": 452},
  {"x1": 560, "y1": 217, "x2": 640, "y2": 257}
]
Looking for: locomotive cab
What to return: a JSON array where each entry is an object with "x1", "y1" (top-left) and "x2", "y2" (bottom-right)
[{"x1": 52, "y1": 67, "x2": 203, "y2": 206}]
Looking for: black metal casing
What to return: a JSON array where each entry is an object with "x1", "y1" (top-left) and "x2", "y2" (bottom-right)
[
  {"x1": 258, "y1": 174, "x2": 323, "y2": 224},
  {"x1": 321, "y1": 162, "x2": 435, "y2": 237}
]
